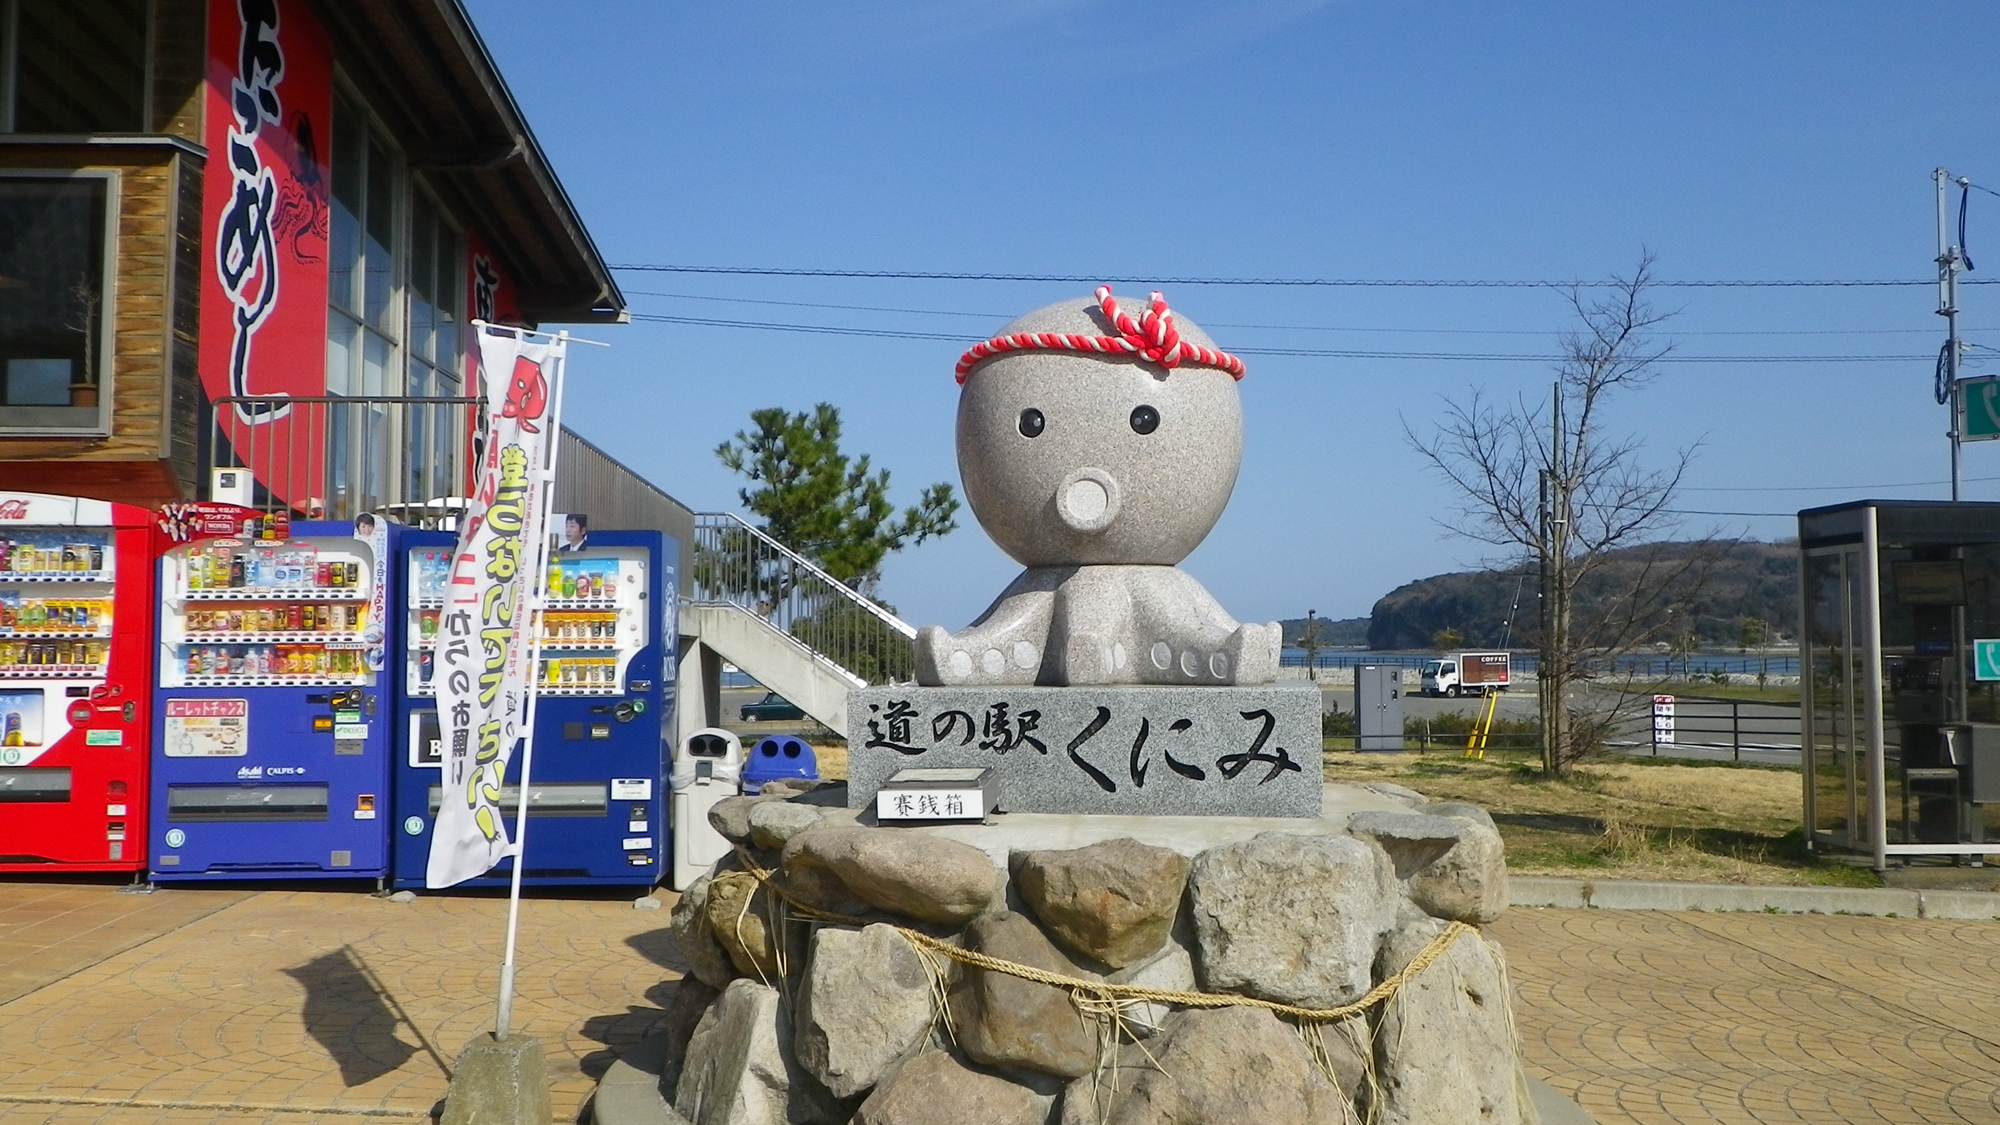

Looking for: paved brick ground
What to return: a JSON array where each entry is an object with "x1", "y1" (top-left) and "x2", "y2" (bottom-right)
[
  {"x1": 0, "y1": 881, "x2": 248, "y2": 1006},
  {"x1": 1490, "y1": 907, "x2": 2000, "y2": 1125},
  {"x1": 0, "y1": 884, "x2": 680, "y2": 1124},
  {"x1": 10, "y1": 882, "x2": 2000, "y2": 1125}
]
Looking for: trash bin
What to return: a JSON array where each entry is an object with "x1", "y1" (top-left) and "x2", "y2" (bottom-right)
[
  {"x1": 670, "y1": 728, "x2": 741, "y2": 891},
  {"x1": 741, "y1": 735, "x2": 819, "y2": 794}
]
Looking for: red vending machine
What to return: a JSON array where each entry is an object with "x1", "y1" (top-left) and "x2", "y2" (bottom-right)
[{"x1": 0, "y1": 490, "x2": 157, "y2": 872}]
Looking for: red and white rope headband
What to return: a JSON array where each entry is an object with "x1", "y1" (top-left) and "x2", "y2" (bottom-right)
[{"x1": 954, "y1": 285, "x2": 1246, "y2": 384}]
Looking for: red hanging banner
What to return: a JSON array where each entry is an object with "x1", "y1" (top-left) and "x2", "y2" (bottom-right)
[{"x1": 199, "y1": 0, "x2": 335, "y2": 511}]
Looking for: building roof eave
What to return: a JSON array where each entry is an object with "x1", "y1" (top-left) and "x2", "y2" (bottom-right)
[{"x1": 304, "y1": 0, "x2": 626, "y2": 325}]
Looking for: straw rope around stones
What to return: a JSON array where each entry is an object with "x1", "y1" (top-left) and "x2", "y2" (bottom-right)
[{"x1": 715, "y1": 854, "x2": 1477, "y2": 1025}]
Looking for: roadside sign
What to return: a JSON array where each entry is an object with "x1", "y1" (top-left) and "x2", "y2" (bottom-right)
[
  {"x1": 1958, "y1": 376, "x2": 2000, "y2": 441},
  {"x1": 1976, "y1": 640, "x2": 2000, "y2": 682},
  {"x1": 1652, "y1": 695, "x2": 1675, "y2": 744}
]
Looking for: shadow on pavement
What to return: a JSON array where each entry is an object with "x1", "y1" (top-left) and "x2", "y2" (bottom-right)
[
  {"x1": 625, "y1": 927, "x2": 690, "y2": 976},
  {"x1": 577, "y1": 977, "x2": 677, "y2": 1081},
  {"x1": 283, "y1": 945, "x2": 444, "y2": 1087}
]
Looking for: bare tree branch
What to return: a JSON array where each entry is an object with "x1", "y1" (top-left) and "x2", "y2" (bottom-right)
[{"x1": 1407, "y1": 251, "x2": 1735, "y2": 774}]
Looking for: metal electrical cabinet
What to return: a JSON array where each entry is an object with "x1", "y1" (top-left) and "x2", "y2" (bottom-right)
[
  {"x1": 391, "y1": 529, "x2": 678, "y2": 888},
  {"x1": 1356, "y1": 665, "x2": 1405, "y2": 751},
  {"x1": 149, "y1": 519, "x2": 400, "y2": 881},
  {"x1": 0, "y1": 491, "x2": 157, "y2": 872}
]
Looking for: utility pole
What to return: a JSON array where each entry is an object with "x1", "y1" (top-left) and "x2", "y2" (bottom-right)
[
  {"x1": 1937, "y1": 167, "x2": 1970, "y2": 500},
  {"x1": 1539, "y1": 380, "x2": 1570, "y2": 775}
]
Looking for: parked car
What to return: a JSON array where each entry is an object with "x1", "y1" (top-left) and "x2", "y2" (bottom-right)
[{"x1": 740, "y1": 692, "x2": 805, "y2": 722}]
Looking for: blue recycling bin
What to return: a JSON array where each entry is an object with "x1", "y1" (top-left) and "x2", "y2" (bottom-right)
[{"x1": 741, "y1": 735, "x2": 818, "y2": 794}]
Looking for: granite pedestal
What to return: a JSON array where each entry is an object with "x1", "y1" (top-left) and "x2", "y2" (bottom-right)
[{"x1": 846, "y1": 682, "x2": 1321, "y2": 817}]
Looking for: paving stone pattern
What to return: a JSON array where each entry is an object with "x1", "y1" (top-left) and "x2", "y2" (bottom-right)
[
  {"x1": 0, "y1": 884, "x2": 680, "y2": 1124},
  {"x1": 10, "y1": 883, "x2": 2000, "y2": 1125},
  {"x1": 1491, "y1": 907, "x2": 2000, "y2": 1125}
]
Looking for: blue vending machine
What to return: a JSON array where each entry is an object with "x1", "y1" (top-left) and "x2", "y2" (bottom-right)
[
  {"x1": 149, "y1": 518, "x2": 401, "y2": 882},
  {"x1": 392, "y1": 529, "x2": 677, "y2": 888}
]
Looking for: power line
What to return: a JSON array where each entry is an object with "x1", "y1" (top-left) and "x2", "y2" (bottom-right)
[
  {"x1": 1664, "y1": 508, "x2": 1800, "y2": 518},
  {"x1": 628, "y1": 310, "x2": 1936, "y2": 358},
  {"x1": 612, "y1": 263, "x2": 2000, "y2": 288},
  {"x1": 627, "y1": 311, "x2": 1931, "y2": 362},
  {"x1": 624, "y1": 289, "x2": 1956, "y2": 336},
  {"x1": 1681, "y1": 474, "x2": 2000, "y2": 492}
]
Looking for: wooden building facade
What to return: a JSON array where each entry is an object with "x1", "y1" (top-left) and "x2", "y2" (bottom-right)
[{"x1": 0, "y1": 0, "x2": 623, "y2": 510}]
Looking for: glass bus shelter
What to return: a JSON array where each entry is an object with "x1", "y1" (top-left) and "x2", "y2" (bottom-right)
[{"x1": 1801, "y1": 500, "x2": 2000, "y2": 869}]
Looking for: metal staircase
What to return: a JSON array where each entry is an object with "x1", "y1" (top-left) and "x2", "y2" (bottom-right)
[{"x1": 682, "y1": 513, "x2": 916, "y2": 736}]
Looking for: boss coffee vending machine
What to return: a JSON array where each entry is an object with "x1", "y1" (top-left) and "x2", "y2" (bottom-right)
[
  {"x1": 392, "y1": 528, "x2": 676, "y2": 888},
  {"x1": 0, "y1": 491, "x2": 157, "y2": 873}
]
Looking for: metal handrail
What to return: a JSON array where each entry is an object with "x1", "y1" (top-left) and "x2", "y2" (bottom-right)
[
  {"x1": 690, "y1": 512, "x2": 917, "y2": 686},
  {"x1": 209, "y1": 395, "x2": 483, "y2": 527}
]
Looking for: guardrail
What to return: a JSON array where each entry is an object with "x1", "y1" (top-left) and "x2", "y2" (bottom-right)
[
  {"x1": 209, "y1": 395, "x2": 480, "y2": 527},
  {"x1": 1284, "y1": 650, "x2": 1801, "y2": 677},
  {"x1": 691, "y1": 513, "x2": 917, "y2": 686},
  {"x1": 1648, "y1": 695, "x2": 1802, "y2": 761}
]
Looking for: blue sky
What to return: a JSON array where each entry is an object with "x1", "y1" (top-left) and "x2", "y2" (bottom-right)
[{"x1": 466, "y1": 1, "x2": 2000, "y2": 632}]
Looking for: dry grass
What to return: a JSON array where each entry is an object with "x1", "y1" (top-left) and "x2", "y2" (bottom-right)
[
  {"x1": 1325, "y1": 748, "x2": 1879, "y2": 887},
  {"x1": 813, "y1": 741, "x2": 849, "y2": 780}
]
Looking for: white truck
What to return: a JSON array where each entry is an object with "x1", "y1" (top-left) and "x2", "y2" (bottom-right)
[{"x1": 1420, "y1": 651, "x2": 1511, "y2": 697}]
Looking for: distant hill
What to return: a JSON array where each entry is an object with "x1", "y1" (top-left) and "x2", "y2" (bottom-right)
[
  {"x1": 1279, "y1": 616, "x2": 1370, "y2": 648},
  {"x1": 1365, "y1": 541, "x2": 1798, "y2": 651}
]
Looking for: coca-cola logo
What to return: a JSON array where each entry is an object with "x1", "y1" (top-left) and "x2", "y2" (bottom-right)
[{"x1": 0, "y1": 500, "x2": 29, "y2": 520}]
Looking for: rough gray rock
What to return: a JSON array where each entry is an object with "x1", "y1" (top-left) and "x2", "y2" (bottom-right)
[
  {"x1": 1346, "y1": 811, "x2": 1464, "y2": 878},
  {"x1": 1185, "y1": 832, "x2": 1396, "y2": 1009},
  {"x1": 1374, "y1": 916, "x2": 1532, "y2": 1125},
  {"x1": 760, "y1": 778, "x2": 817, "y2": 797},
  {"x1": 1076, "y1": 1006, "x2": 1350, "y2": 1125},
  {"x1": 783, "y1": 826, "x2": 999, "y2": 925},
  {"x1": 706, "y1": 795, "x2": 765, "y2": 846},
  {"x1": 1010, "y1": 838, "x2": 1188, "y2": 968},
  {"x1": 1408, "y1": 814, "x2": 1510, "y2": 925},
  {"x1": 704, "y1": 869, "x2": 803, "y2": 980},
  {"x1": 670, "y1": 873, "x2": 739, "y2": 989},
  {"x1": 657, "y1": 977, "x2": 724, "y2": 1096},
  {"x1": 1424, "y1": 800, "x2": 1497, "y2": 830},
  {"x1": 950, "y1": 911, "x2": 1101, "y2": 1078},
  {"x1": 796, "y1": 924, "x2": 936, "y2": 1098},
  {"x1": 1103, "y1": 935, "x2": 1194, "y2": 1038},
  {"x1": 675, "y1": 979, "x2": 846, "y2": 1125},
  {"x1": 853, "y1": 1050, "x2": 1053, "y2": 1125},
  {"x1": 749, "y1": 800, "x2": 827, "y2": 850}
]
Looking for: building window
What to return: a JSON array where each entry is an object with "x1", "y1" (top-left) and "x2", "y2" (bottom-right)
[
  {"x1": 406, "y1": 186, "x2": 464, "y2": 501},
  {"x1": 0, "y1": 172, "x2": 116, "y2": 433},
  {"x1": 0, "y1": 0, "x2": 150, "y2": 133},
  {"x1": 325, "y1": 88, "x2": 400, "y2": 515}
]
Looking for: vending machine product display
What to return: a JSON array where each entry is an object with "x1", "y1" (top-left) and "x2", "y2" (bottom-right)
[
  {"x1": 393, "y1": 529, "x2": 677, "y2": 888},
  {"x1": 0, "y1": 491, "x2": 156, "y2": 872},
  {"x1": 149, "y1": 518, "x2": 400, "y2": 881}
]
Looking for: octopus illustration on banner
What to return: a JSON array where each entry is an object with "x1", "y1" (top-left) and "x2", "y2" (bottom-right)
[{"x1": 426, "y1": 326, "x2": 564, "y2": 889}]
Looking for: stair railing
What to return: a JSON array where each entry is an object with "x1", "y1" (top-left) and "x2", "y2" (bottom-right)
[{"x1": 691, "y1": 513, "x2": 917, "y2": 686}]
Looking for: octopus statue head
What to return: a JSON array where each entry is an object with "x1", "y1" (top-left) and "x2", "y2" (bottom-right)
[
  {"x1": 915, "y1": 287, "x2": 1278, "y2": 688},
  {"x1": 955, "y1": 289, "x2": 1243, "y2": 567}
]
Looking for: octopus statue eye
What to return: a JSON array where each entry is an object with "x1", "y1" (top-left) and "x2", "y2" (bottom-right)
[
  {"x1": 1130, "y1": 405, "x2": 1160, "y2": 435},
  {"x1": 1018, "y1": 408, "x2": 1046, "y2": 438}
]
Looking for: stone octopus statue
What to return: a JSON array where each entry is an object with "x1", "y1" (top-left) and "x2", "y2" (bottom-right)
[{"x1": 914, "y1": 287, "x2": 1283, "y2": 687}]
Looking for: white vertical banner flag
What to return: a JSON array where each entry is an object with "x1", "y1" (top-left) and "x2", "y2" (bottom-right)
[{"x1": 427, "y1": 325, "x2": 565, "y2": 888}]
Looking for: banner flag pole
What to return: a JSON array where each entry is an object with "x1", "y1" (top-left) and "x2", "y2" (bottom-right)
[{"x1": 494, "y1": 330, "x2": 571, "y2": 1041}]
